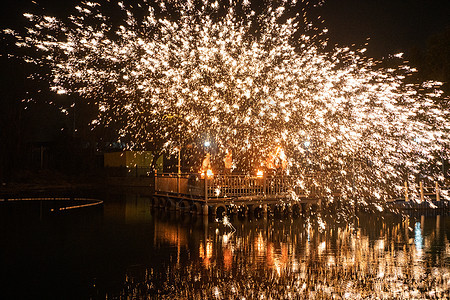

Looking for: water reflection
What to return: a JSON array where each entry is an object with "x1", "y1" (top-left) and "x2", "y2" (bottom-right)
[{"x1": 117, "y1": 202, "x2": 449, "y2": 299}]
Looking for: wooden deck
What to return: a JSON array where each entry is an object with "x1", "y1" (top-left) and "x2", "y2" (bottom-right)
[
  {"x1": 153, "y1": 172, "x2": 449, "y2": 215},
  {"x1": 153, "y1": 173, "x2": 323, "y2": 215}
]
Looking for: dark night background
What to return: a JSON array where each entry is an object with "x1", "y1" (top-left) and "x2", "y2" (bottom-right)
[{"x1": 0, "y1": 0, "x2": 449, "y2": 184}]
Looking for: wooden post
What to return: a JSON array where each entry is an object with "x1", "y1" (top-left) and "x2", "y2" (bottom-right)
[
  {"x1": 204, "y1": 176, "x2": 208, "y2": 202},
  {"x1": 404, "y1": 216, "x2": 409, "y2": 239},
  {"x1": 404, "y1": 181, "x2": 409, "y2": 202},
  {"x1": 177, "y1": 148, "x2": 181, "y2": 175},
  {"x1": 263, "y1": 204, "x2": 268, "y2": 215},
  {"x1": 202, "y1": 204, "x2": 209, "y2": 215},
  {"x1": 177, "y1": 148, "x2": 181, "y2": 194},
  {"x1": 154, "y1": 169, "x2": 158, "y2": 192},
  {"x1": 435, "y1": 181, "x2": 440, "y2": 202},
  {"x1": 263, "y1": 173, "x2": 267, "y2": 197},
  {"x1": 421, "y1": 215, "x2": 425, "y2": 231},
  {"x1": 436, "y1": 215, "x2": 440, "y2": 232},
  {"x1": 419, "y1": 181, "x2": 424, "y2": 202},
  {"x1": 245, "y1": 205, "x2": 251, "y2": 216}
]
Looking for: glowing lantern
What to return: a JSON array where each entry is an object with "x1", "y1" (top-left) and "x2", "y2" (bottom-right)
[{"x1": 256, "y1": 170, "x2": 264, "y2": 178}]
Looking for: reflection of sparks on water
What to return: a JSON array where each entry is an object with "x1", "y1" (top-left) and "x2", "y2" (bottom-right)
[
  {"x1": 256, "y1": 233, "x2": 265, "y2": 255},
  {"x1": 199, "y1": 241, "x2": 214, "y2": 267},
  {"x1": 3, "y1": 0, "x2": 449, "y2": 204},
  {"x1": 318, "y1": 241, "x2": 326, "y2": 255},
  {"x1": 375, "y1": 239, "x2": 385, "y2": 252},
  {"x1": 414, "y1": 222, "x2": 423, "y2": 256},
  {"x1": 223, "y1": 248, "x2": 233, "y2": 271},
  {"x1": 120, "y1": 214, "x2": 449, "y2": 299},
  {"x1": 213, "y1": 286, "x2": 221, "y2": 299},
  {"x1": 223, "y1": 215, "x2": 236, "y2": 233}
]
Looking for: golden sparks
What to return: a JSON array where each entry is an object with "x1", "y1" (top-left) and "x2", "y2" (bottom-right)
[{"x1": 4, "y1": 0, "x2": 449, "y2": 201}]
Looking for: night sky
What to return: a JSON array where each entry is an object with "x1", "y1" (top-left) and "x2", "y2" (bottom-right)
[
  {"x1": 322, "y1": 0, "x2": 450, "y2": 57},
  {"x1": 1, "y1": 0, "x2": 449, "y2": 57}
]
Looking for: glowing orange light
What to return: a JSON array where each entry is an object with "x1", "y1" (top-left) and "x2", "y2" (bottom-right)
[
  {"x1": 201, "y1": 169, "x2": 214, "y2": 178},
  {"x1": 256, "y1": 170, "x2": 264, "y2": 178}
]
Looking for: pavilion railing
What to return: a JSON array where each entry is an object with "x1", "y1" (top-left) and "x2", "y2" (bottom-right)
[
  {"x1": 154, "y1": 173, "x2": 327, "y2": 201},
  {"x1": 154, "y1": 172, "x2": 449, "y2": 202}
]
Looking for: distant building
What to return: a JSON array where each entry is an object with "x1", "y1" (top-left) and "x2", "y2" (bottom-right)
[{"x1": 104, "y1": 151, "x2": 163, "y2": 177}]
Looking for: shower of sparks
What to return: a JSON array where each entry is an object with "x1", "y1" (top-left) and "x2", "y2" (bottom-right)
[{"x1": 3, "y1": 0, "x2": 449, "y2": 202}]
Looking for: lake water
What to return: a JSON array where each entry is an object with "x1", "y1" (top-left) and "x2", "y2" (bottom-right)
[{"x1": 1, "y1": 192, "x2": 449, "y2": 299}]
